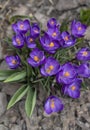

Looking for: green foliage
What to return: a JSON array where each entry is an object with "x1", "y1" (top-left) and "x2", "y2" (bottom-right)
[
  {"x1": 0, "y1": 70, "x2": 18, "y2": 81},
  {"x1": 25, "y1": 87, "x2": 36, "y2": 117},
  {"x1": 4, "y1": 71, "x2": 26, "y2": 83},
  {"x1": 7, "y1": 85, "x2": 29, "y2": 109},
  {"x1": 80, "y1": 9, "x2": 90, "y2": 25},
  {"x1": 60, "y1": 20, "x2": 68, "y2": 32},
  {"x1": 9, "y1": 15, "x2": 31, "y2": 24}
]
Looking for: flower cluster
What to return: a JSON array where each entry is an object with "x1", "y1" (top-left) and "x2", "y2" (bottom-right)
[{"x1": 5, "y1": 18, "x2": 90, "y2": 116}]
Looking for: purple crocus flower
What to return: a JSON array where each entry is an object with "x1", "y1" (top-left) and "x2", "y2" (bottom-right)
[
  {"x1": 47, "y1": 18, "x2": 57, "y2": 28},
  {"x1": 40, "y1": 33, "x2": 60, "y2": 53},
  {"x1": 44, "y1": 96, "x2": 64, "y2": 114},
  {"x1": 47, "y1": 27, "x2": 60, "y2": 40},
  {"x1": 62, "y1": 79, "x2": 81, "y2": 98},
  {"x1": 12, "y1": 19, "x2": 30, "y2": 34},
  {"x1": 5, "y1": 55, "x2": 20, "y2": 69},
  {"x1": 56, "y1": 63, "x2": 77, "y2": 84},
  {"x1": 12, "y1": 34, "x2": 24, "y2": 48},
  {"x1": 26, "y1": 36, "x2": 36, "y2": 48},
  {"x1": 71, "y1": 20, "x2": 87, "y2": 38},
  {"x1": 76, "y1": 48, "x2": 90, "y2": 61},
  {"x1": 77, "y1": 63, "x2": 90, "y2": 77},
  {"x1": 40, "y1": 57, "x2": 60, "y2": 76},
  {"x1": 30, "y1": 23, "x2": 40, "y2": 38},
  {"x1": 27, "y1": 48, "x2": 45, "y2": 67},
  {"x1": 60, "y1": 31, "x2": 76, "y2": 47}
]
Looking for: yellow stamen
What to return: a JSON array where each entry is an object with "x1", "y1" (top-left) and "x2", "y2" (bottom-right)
[
  {"x1": 82, "y1": 51, "x2": 88, "y2": 56},
  {"x1": 46, "y1": 65, "x2": 54, "y2": 73},
  {"x1": 71, "y1": 86, "x2": 76, "y2": 91},
  {"x1": 16, "y1": 38, "x2": 21, "y2": 45},
  {"x1": 30, "y1": 38, "x2": 33, "y2": 42},
  {"x1": 64, "y1": 36, "x2": 69, "y2": 41},
  {"x1": 64, "y1": 71, "x2": 70, "y2": 77},
  {"x1": 52, "y1": 32, "x2": 57, "y2": 37},
  {"x1": 78, "y1": 27, "x2": 82, "y2": 31},
  {"x1": 49, "y1": 65, "x2": 54, "y2": 70},
  {"x1": 34, "y1": 56, "x2": 39, "y2": 62},
  {"x1": 12, "y1": 60, "x2": 17, "y2": 64},
  {"x1": 51, "y1": 99, "x2": 55, "y2": 108},
  {"x1": 49, "y1": 42, "x2": 54, "y2": 47}
]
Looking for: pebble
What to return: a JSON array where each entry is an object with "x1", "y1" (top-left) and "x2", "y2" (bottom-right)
[
  {"x1": 11, "y1": 125, "x2": 22, "y2": 130},
  {"x1": 0, "y1": 125, "x2": 8, "y2": 130},
  {"x1": 0, "y1": 43, "x2": 3, "y2": 60},
  {"x1": 0, "y1": 92, "x2": 7, "y2": 116}
]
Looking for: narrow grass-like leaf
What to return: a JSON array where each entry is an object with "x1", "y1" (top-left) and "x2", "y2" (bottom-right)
[
  {"x1": 25, "y1": 88, "x2": 36, "y2": 117},
  {"x1": 80, "y1": 9, "x2": 90, "y2": 25},
  {"x1": 0, "y1": 70, "x2": 17, "y2": 76},
  {"x1": 9, "y1": 15, "x2": 31, "y2": 24},
  {"x1": 7, "y1": 85, "x2": 29, "y2": 109},
  {"x1": 0, "y1": 70, "x2": 19, "y2": 81},
  {"x1": 4, "y1": 71, "x2": 26, "y2": 83}
]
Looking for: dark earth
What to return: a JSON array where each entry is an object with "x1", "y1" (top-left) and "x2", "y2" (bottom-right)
[{"x1": 0, "y1": 0, "x2": 90, "y2": 130}]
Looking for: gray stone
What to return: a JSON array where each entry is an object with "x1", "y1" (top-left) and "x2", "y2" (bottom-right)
[
  {"x1": 56, "y1": 0, "x2": 78, "y2": 11},
  {"x1": 40, "y1": 117, "x2": 53, "y2": 130},
  {"x1": 56, "y1": 0, "x2": 90, "y2": 11},
  {"x1": 84, "y1": 26, "x2": 90, "y2": 40},
  {"x1": 11, "y1": 5, "x2": 29, "y2": 16},
  {"x1": 55, "y1": 127, "x2": 61, "y2": 130},
  {"x1": 0, "y1": 61, "x2": 8, "y2": 70},
  {"x1": 34, "y1": 12, "x2": 49, "y2": 30},
  {"x1": 77, "y1": 0, "x2": 90, "y2": 7},
  {"x1": 0, "y1": 92, "x2": 7, "y2": 116},
  {"x1": 11, "y1": 125, "x2": 22, "y2": 130},
  {"x1": 0, "y1": 124, "x2": 8, "y2": 130},
  {"x1": 1, "y1": 83, "x2": 21, "y2": 96},
  {"x1": 0, "y1": 43, "x2": 4, "y2": 60}
]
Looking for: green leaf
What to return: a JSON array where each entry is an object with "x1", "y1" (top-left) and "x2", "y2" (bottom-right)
[
  {"x1": 60, "y1": 20, "x2": 68, "y2": 32},
  {"x1": 25, "y1": 88, "x2": 36, "y2": 117},
  {"x1": 0, "y1": 70, "x2": 19, "y2": 81},
  {"x1": 7, "y1": 85, "x2": 29, "y2": 109},
  {"x1": 9, "y1": 15, "x2": 31, "y2": 24},
  {"x1": 80, "y1": 9, "x2": 90, "y2": 25},
  {"x1": 0, "y1": 70, "x2": 16, "y2": 76},
  {"x1": 4, "y1": 71, "x2": 26, "y2": 83}
]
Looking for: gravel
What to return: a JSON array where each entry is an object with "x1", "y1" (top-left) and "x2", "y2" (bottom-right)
[{"x1": 0, "y1": 0, "x2": 90, "y2": 130}]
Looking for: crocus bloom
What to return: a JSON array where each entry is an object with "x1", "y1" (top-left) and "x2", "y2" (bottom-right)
[
  {"x1": 47, "y1": 27, "x2": 60, "y2": 40},
  {"x1": 12, "y1": 20, "x2": 30, "y2": 34},
  {"x1": 62, "y1": 79, "x2": 81, "y2": 98},
  {"x1": 40, "y1": 33, "x2": 60, "y2": 53},
  {"x1": 12, "y1": 34, "x2": 24, "y2": 48},
  {"x1": 71, "y1": 20, "x2": 87, "y2": 38},
  {"x1": 40, "y1": 57, "x2": 60, "y2": 76},
  {"x1": 77, "y1": 63, "x2": 90, "y2": 77},
  {"x1": 30, "y1": 23, "x2": 40, "y2": 38},
  {"x1": 26, "y1": 36, "x2": 36, "y2": 48},
  {"x1": 56, "y1": 63, "x2": 77, "y2": 84},
  {"x1": 5, "y1": 55, "x2": 20, "y2": 69},
  {"x1": 44, "y1": 96, "x2": 64, "y2": 114},
  {"x1": 60, "y1": 31, "x2": 76, "y2": 47},
  {"x1": 27, "y1": 48, "x2": 45, "y2": 67},
  {"x1": 47, "y1": 18, "x2": 57, "y2": 28},
  {"x1": 76, "y1": 48, "x2": 90, "y2": 61}
]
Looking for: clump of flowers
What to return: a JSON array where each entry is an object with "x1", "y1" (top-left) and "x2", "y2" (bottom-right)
[{"x1": 1, "y1": 17, "x2": 90, "y2": 117}]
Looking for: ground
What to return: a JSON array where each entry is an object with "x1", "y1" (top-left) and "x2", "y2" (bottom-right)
[{"x1": 0, "y1": 0, "x2": 90, "y2": 130}]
